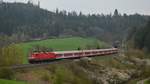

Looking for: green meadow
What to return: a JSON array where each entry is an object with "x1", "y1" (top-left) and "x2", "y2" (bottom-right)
[
  {"x1": 16, "y1": 37, "x2": 108, "y2": 63},
  {"x1": 0, "y1": 79, "x2": 27, "y2": 84}
]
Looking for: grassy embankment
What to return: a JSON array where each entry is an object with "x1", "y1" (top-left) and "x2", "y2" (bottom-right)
[
  {"x1": 16, "y1": 37, "x2": 108, "y2": 63},
  {"x1": 124, "y1": 49, "x2": 150, "y2": 84},
  {"x1": 0, "y1": 79, "x2": 27, "y2": 84},
  {"x1": 144, "y1": 79, "x2": 150, "y2": 84}
]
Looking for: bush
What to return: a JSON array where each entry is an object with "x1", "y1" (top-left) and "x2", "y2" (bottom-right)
[
  {"x1": 141, "y1": 66, "x2": 150, "y2": 78},
  {"x1": 0, "y1": 68, "x2": 14, "y2": 79},
  {"x1": 41, "y1": 73, "x2": 51, "y2": 82},
  {"x1": 145, "y1": 79, "x2": 150, "y2": 84},
  {"x1": 0, "y1": 44, "x2": 24, "y2": 66}
]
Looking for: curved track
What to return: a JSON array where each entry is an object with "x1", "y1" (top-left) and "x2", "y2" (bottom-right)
[
  {"x1": 10, "y1": 49, "x2": 119, "y2": 69},
  {"x1": 11, "y1": 59, "x2": 70, "y2": 69}
]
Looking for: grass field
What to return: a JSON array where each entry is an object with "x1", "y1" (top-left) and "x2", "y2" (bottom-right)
[
  {"x1": 144, "y1": 79, "x2": 150, "y2": 84},
  {"x1": 0, "y1": 79, "x2": 27, "y2": 84},
  {"x1": 16, "y1": 37, "x2": 108, "y2": 63}
]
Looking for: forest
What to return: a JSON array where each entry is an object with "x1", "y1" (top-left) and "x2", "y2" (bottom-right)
[
  {"x1": 0, "y1": 2, "x2": 149, "y2": 42},
  {"x1": 127, "y1": 20, "x2": 150, "y2": 52}
]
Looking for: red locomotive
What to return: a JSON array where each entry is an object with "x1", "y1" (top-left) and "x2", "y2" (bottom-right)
[{"x1": 29, "y1": 48, "x2": 118, "y2": 63}]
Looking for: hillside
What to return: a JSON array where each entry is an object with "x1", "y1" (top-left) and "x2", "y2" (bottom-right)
[
  {"x1": 4, "y1": 50, "x2": 150, "y2": 84},
  {"x1": 0, "y1": 1, "x2": 150, "y2": 84},
  {"x1": 0, "y1": 2, "x2": 149, "y2": 42}
]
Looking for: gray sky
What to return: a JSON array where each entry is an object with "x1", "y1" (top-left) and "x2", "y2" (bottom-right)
[{"x1": 4, "y1": 0, "x2": 150, "y2": 15}]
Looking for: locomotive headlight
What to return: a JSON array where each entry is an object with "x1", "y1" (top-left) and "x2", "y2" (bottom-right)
[{"x1": 29, "y1": 56, "x2": 35, "y2": 59}]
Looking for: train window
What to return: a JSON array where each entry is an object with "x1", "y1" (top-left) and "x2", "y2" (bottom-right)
[
  {"x1": 56, "y1": 54, "x2": 63, "y2": 57},
  {"x1": 64, "y1": 53, "x2": 73, "y2": 56},
  {"x1": 101, "y1": 51, "x2": 105, "y2": 54},
  {"x1": 98, "y1": 51, "x2": 101, "y2": 53},
  {"x1": 74, "y1": 53, "x2": 82, "y2": 55},
  {"x1": 35, "y1": 54, "x2": 39, "y2": 56},
  {"x1": 85, "y1": 52, "x2": 90, "y2": 54},
  {"x1": 92, "y1": 51, "x2": 97, "y2": 54}
]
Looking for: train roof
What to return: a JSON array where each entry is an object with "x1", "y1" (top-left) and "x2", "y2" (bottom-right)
[{"x1": 53, "y1": 48, "x2": 117, "y2": 54}]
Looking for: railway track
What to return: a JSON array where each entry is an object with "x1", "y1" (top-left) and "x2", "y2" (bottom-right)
[
  {"x1": 11, "y1": 63, "x2": 53, "y2": 69},
  {"x1": 8, "y1": 49, "x2": 119, "y2": 69},
  {"x1": 10, "y1": 59, "x2": 71, "y2": 69}
]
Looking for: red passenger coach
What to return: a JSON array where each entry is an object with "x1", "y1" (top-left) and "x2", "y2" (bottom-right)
[{"x1": 29, "y1": 48, "x2": 118, "y2": 64}]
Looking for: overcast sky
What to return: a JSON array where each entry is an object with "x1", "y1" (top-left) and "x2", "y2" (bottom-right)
[{"x1": 3, "y1": 0, "x2": 150, "y2": 15}]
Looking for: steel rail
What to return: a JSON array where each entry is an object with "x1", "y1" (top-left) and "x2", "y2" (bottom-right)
[{"x1": 10, "y1": 59, "x2": 68, "y2": 69}]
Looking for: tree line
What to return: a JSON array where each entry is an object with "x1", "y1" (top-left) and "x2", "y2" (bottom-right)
[
  {"x1": 127, "y1": 19, "x2": 150, "y2": 52},
  {"x1": 0, "y1": 2, "x2": 149, "y2": 42}
]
